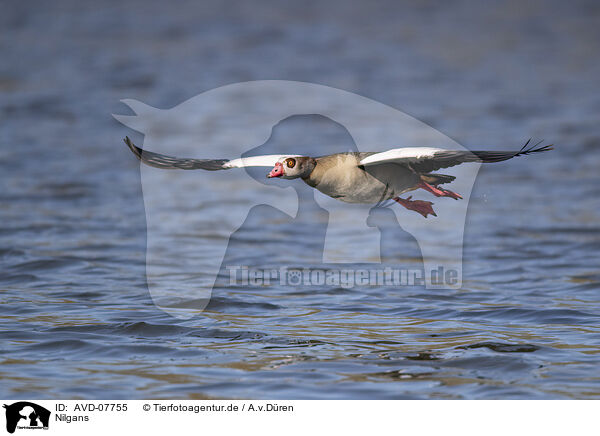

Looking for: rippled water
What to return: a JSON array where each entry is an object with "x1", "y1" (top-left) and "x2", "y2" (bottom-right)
[{"x1": 1, "y1": 0, "x2": 600, "y2": 399}]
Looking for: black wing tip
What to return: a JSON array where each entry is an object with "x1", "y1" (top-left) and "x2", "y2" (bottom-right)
[
  {"x1": 517, "y1": 139, "x2": 554, "y2": 156},
  {"x1": 123, "y1": 136, "x2": 143, "y2": 159},
  {"x1": 519, "y1": 138, "x2": 532, "y2": 153},
  {"x1": 468, "y1": 140, "x2": 554, "y2": 165},
  {"x1": 121, "y1": 136, "x2": 229, "y2": 171},
  {"x1": 123, "y1": 135, "x2": 136, "y2": 150}
]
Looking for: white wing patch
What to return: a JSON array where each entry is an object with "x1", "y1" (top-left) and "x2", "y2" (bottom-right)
[
  {"x1": 359, "y1": 147, "x2": 444, "y2": 167},
  {"x1": 223, "y1": 155, "x2": 302, "y2": 168}
]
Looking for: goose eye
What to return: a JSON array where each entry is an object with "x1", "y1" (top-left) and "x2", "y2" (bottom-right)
[{"x1": 286, "y1": 158, "x2": 296, "y2": 168}]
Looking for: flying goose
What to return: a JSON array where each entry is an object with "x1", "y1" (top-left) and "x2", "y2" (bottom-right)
[{"x1": 123, "y1": 137, "x2": 552, "y2": 218}]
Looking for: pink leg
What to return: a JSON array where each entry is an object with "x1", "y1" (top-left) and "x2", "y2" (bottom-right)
[
  {"x1": 394, "y1": 196, "x2": 437, "y2": 218},
  {"x1": 417, "y1": 181, "x2": 463, "y2": 200}
]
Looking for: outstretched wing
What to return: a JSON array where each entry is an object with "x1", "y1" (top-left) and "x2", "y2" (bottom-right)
[
  {"x1": 124, "y1": 137, "x2": 299, "y2": 170},
  {"x1": 359, "y1": 140, "x2": 553, "y2": 173}
]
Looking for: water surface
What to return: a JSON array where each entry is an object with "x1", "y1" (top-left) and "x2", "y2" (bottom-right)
[{"x1": 1, "y1": 0, "x2": 599, "y2": 399}]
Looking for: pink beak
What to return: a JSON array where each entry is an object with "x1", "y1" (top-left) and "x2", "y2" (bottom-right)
[{"x1": 267, "y1": 162, "x2": 284, "y2": 178}]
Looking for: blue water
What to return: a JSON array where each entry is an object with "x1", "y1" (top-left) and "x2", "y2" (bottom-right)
[{"x1": 1, "y1": 0, "x2": 599, "y2": 399}]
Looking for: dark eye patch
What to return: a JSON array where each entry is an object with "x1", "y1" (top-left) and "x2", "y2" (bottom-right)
[{"x1": 286, "y1": 158, "x2": 296, "y2": 168}]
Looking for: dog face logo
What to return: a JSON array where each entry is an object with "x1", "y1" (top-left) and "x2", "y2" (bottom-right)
[{"x1": 3, "y1": 402, "x2": 50, "y2": 434}]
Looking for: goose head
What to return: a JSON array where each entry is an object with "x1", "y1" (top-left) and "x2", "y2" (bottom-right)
[{"x1": 267, "y1": 156, "x2": 316, "y2": 179}]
